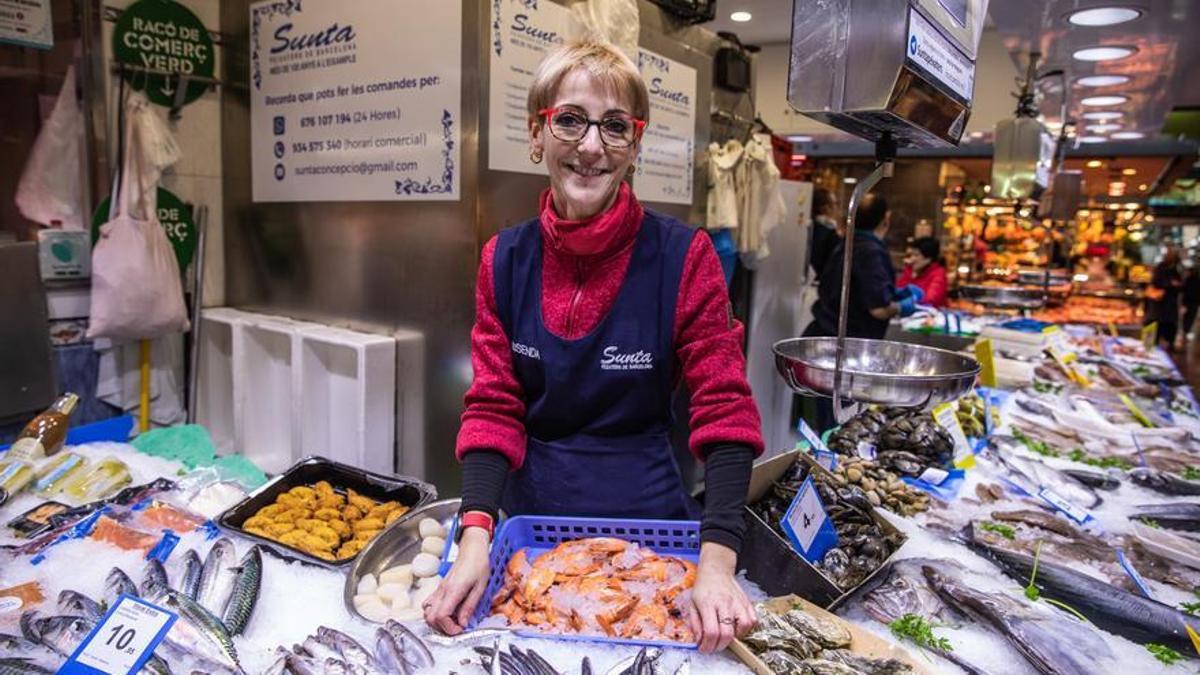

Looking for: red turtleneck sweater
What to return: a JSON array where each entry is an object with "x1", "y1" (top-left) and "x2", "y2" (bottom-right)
[{"x1": 456, "y1": 183, "x2": 764, "y2": 467}]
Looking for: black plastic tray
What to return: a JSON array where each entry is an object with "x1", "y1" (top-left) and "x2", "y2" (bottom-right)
[
  {"x1": 217, "y1": 455, "x2": 436, "y2": 568},
  {"x1": 739, "y1": 451, "x2": 906, "y2": 609}
]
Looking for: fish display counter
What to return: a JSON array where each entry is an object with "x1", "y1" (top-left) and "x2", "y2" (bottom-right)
[{"x1": 2, "y1": 321, "x2": 1199, "y2": 674}]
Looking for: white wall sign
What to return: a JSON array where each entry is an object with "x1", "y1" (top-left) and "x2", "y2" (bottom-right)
[
  {"x1": 0, "y1": 0, "x2": 53, "y2": 49},
  {"x1": 487, "y1": 0, "x2": 570, "y2": 175},
  {"x1": 634, "y1": 49, "x2": 696, "y2": 205},
  {"x1": 249, "y1": 0, "x2": 462, "y2": 202}
]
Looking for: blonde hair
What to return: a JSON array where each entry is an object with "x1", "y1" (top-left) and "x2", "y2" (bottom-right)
[{"x1": 527, "y1": 40, "x2": 650, "y2": 123}]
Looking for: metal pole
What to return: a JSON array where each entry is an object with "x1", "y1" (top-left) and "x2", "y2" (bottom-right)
[
  {"x1": 186, "y1": 205, "x2": 207, "y2": 424},
  {"x1": 833, "y1": 158, "x2": 892, "y2": 422}
]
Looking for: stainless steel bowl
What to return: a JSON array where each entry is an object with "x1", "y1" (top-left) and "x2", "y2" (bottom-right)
[
  {"x1": 343, "y1": 498, "x2": 461, "y2": 619},
  {"x1": 960, "y1": 284, "x2": 1047, "y2": 309},
  {"x1": 773, "y1": 337, "x2": 980, "y2": 408}
]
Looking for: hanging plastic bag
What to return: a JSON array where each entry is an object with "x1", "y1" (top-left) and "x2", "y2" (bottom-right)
[
  {"x1": 87, "y1": 93, "x2": 188, "y2": 340},
  {"x1": 15, "y1": 66, "x2": 86, "y2": 230}
]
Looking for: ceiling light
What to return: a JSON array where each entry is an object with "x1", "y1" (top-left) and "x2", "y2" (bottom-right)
[
  {"x1": 1086, "y1": 160, "x2": 1103, "y2": 168},
  {"x1": 1076, "y1": 74, "x2": 1131, "y2": 87},
  {"x1": 1139, "y1": 183, "x2": 1149, "y2": 191},
  {"x1": 1108, "y1": 203, "x2": 1121, "y2": 210},
  {"x1": 1082, "y1": 95, "x2": 1129, "y2": 106},
  {"x1": 788, "y1": 135, "x2": 812, "y2": 142},
  {"x1": 1083, "y1": 111, "x2": 1123, "y2": 121},
  {"x1": 1112, "y1": 131, "x2": 1145, "y2": 139},
  {"x1": 730, "y1": 11, "x2": 752, "y2": 22},
  {"x1": 1122, "y1": 168, "x2": 1136, "y2": 176},
  {"x1": 1067, "y1": 7, "x2": 1142, "y2": 26},
  {"x1": 844, "y1": 177, "x2": 857, "y2": 184},
  {"x1": 1087, "y1": 123, "x2": 1122, "y2": 133},
  {"x1": 1073, "y1": 46, "x2": 1135, "y2": 62},
  {"x1": 1078, "y1": 136, "x2": 1107, "y2": 143},
  {"x1": 1124, "y1": 202, "x2": 1141, "y2": 210}
]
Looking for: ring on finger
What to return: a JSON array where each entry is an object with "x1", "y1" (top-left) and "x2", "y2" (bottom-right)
[{"x1": 719, "y1": 616, "x2": 737, "y2": 625}]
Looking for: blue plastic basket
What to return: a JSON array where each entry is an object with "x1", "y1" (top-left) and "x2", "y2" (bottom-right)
[{"x1": 467, "y1": 515, "x2": 701, "y2": 649}]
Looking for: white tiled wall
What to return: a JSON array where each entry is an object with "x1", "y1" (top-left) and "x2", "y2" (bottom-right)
[{"x1": 101, "y1": 0, "x2": 225, "y2": 307}]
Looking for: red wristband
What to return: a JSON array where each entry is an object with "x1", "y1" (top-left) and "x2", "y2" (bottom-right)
[{"x1": 460, "y1": 511, "x2": 495, "y2": 541}]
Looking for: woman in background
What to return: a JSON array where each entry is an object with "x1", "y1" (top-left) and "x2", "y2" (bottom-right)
[{"x1": 897, "y1": 236, "x2": 948, "y2": 309}]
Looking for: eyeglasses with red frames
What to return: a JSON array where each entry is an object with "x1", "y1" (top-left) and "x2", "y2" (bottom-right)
[{"x1": 538, "y1": 106, "x2": 646, "y2": 148}]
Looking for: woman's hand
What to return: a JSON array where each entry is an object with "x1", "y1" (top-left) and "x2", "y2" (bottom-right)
[
  {"x1": 423, "y1": 527, "x2": 491, "y2": 635},
  {"x1": 688, "y1": 542, "x2": 757, "y2": 653}
]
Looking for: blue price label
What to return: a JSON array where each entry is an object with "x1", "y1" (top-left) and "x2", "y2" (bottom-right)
[
  {"x1": 1116, "y1": 548, "x2": 1154, "y2": 599},
  {"x1": 59, "y1": 594, "x2": 175, "y2": 675},
  {"x1": 780, "y1": 477, "x2": 839, "y2": 563},
  {"x1": 797, "y1": 419, "x2": 828, "y2": 453},
  {"x1": 1037, "y1": 487, "x2": 1093, "y2": 525}
]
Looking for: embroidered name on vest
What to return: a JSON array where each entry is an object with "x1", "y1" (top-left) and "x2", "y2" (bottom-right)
[
  {"x1": 512, "y1": 342, "x2": 541, "y2": 360},
  {"x1": 600, "y1": 346, "x2": 653, "y2": 371}
]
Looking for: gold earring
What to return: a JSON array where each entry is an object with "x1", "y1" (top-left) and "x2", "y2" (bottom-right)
[{"x1": 530, "y1": 150, "x2": 543, "y2": 164}]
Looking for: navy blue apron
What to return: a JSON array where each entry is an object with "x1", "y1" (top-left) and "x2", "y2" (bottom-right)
[{"x1": 493, "y1": 210, "x2": 699, "y2": 520}]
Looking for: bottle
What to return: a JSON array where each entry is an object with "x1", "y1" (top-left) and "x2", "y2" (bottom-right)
[{"x1": 7, "y1": 393, "x2": 79, "y2": 463}]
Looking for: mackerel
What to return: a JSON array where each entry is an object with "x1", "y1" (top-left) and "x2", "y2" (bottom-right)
[
  {"x1": 196, "y1": 538, "x2": 238, "y2": 617},
  {"x1": 105, "y1": 567, "x2": 139, "y2": 604},
  {"x1": 57, "y1": 590, "x2": 104, "y2": 621},
  {"x1": 179, "y1": 549, "x2": 203, "y2": 599},
  {"x1": 141, "y1": 558, "x2": 170, "y2": 597},
  {"x1": 149, "y1": 588, "x2": 242, "y2": 673},
  {"x1": 222, "y1": 545, "x2": 262, "y2": 636}
]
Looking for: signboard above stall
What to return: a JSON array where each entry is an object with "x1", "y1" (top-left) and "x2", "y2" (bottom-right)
[
  {"x1": 112, "y1": 0, "x2": 214, "y2": 107},
  {"x1": 787, "y1": 0, "x2": 989, "y2": 148}
]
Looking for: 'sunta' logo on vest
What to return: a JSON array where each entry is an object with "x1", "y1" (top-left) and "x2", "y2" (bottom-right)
[
  {"x1": 512, "y1": 342, "x2": 540, "y2": 360},
  {"x1": 600, "y1": 346, "x2": 653, "y2": 371}
]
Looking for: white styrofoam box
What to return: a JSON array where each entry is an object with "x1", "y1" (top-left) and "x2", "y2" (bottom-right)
[
  {"x1": 196, "y1": 308, "x2": 249, "y2": 454},
  {"x1": 298, "y1": 326, "x2": 396, "y2": 475},
  {"x1": 393, "y1": 329, "x2": 425, "y2": 478},
  {"x1": 45, "y1": 284, "x2": 91, "y2": 320}
]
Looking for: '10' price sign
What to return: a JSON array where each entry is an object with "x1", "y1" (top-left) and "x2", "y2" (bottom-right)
[{"x1": 59, "y1": 594, "x2": 176, "y2": 675}]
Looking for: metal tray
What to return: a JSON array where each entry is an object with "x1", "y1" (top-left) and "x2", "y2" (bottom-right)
[
  {"x1": 773, "y1": 337, "x2": 979, "y2": 408},
  {"x1": 959, "y1": 283, "x2": 1047, "y2": 309},
  {"x1": 740, "y1": 451, "x2": 907, "y2": 609},
  {"x1": 217, "y1": 455, "x2": 436, "y2": 569},
  {"x1": 343, "y1": 498, "x2": 461, "y2": 618}
]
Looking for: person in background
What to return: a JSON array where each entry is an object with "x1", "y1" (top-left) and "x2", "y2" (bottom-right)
[
  {"x1": 808, "y1": 187, "x2": 840, "y2": 276},
  {"x1": 1147, "y1": 245, "x2": 1183, "y2": 351},
  {"x1": 1182, "y1": 260, "x2": 1200, "y2": 345},
  {"x1": 802, "y1": 194, "x2": 919, "y2": 430},
  {"x1": 897, "y1": 236, "x2": 948, "y2": 308}
]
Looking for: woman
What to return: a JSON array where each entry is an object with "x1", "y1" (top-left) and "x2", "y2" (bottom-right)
[
  {"x1": 1148, "y1": 246, "x2": 1183, "y2": 350},
  {"x1": 424, "y1": 41, "x2": 763, "y2": 653},
  {"x1": 897, "y1": 236, "x2": 948, "y2": 308}
]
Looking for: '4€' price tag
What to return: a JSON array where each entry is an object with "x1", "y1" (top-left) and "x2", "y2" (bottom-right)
[
  {"x1": 780, "y1": 476, "x2": 839, "y2": 563},
  {"x1": 59, "y1": 594, "x2": 175, "y2": 675}
]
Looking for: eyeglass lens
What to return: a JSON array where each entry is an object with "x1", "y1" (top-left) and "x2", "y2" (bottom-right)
[{"x1": 549, "y1": 108, "x2": 637, "y2": 147}]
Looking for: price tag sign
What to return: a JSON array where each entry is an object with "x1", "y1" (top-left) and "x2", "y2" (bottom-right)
[
  {"x1": 1037, "y1": 487, "x2": 1092, "y2": 525},
  {"x1": 974, "y1": 339, "x2": 996, "y2": 388},
  {"x1": 1045, "y1": 346, "x2": 1089, "y2": 387},
  {"x1": 797, "y1": 419, "x2": 837, "y2": 470},
  {"x1": 932, "y1": 403, "x2": 974, "y2": 469},
  {"x1": 59, "y1": 594, "x2": 175, "y2": 675},
  {"x1": 1116, "y1": 548, "x2": 1154, "y2": 599},
  {"x1": 1119, "y1": 393, "x2": 1156, "y2": 428},
  {"x1": 1142, "y1": 322, "x2": 1158, "y2": 351},
  {"x1": 780, "y1": 477, "x2": 838, "y2": 563}
]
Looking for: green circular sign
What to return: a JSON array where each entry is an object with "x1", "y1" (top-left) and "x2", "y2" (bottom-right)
[
  {"x1": 112, "y1": 0, "x2": 214, "y2": 107},
  {"x1": 92, "y1": 187, "x2": 198, "y2": 271}
]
